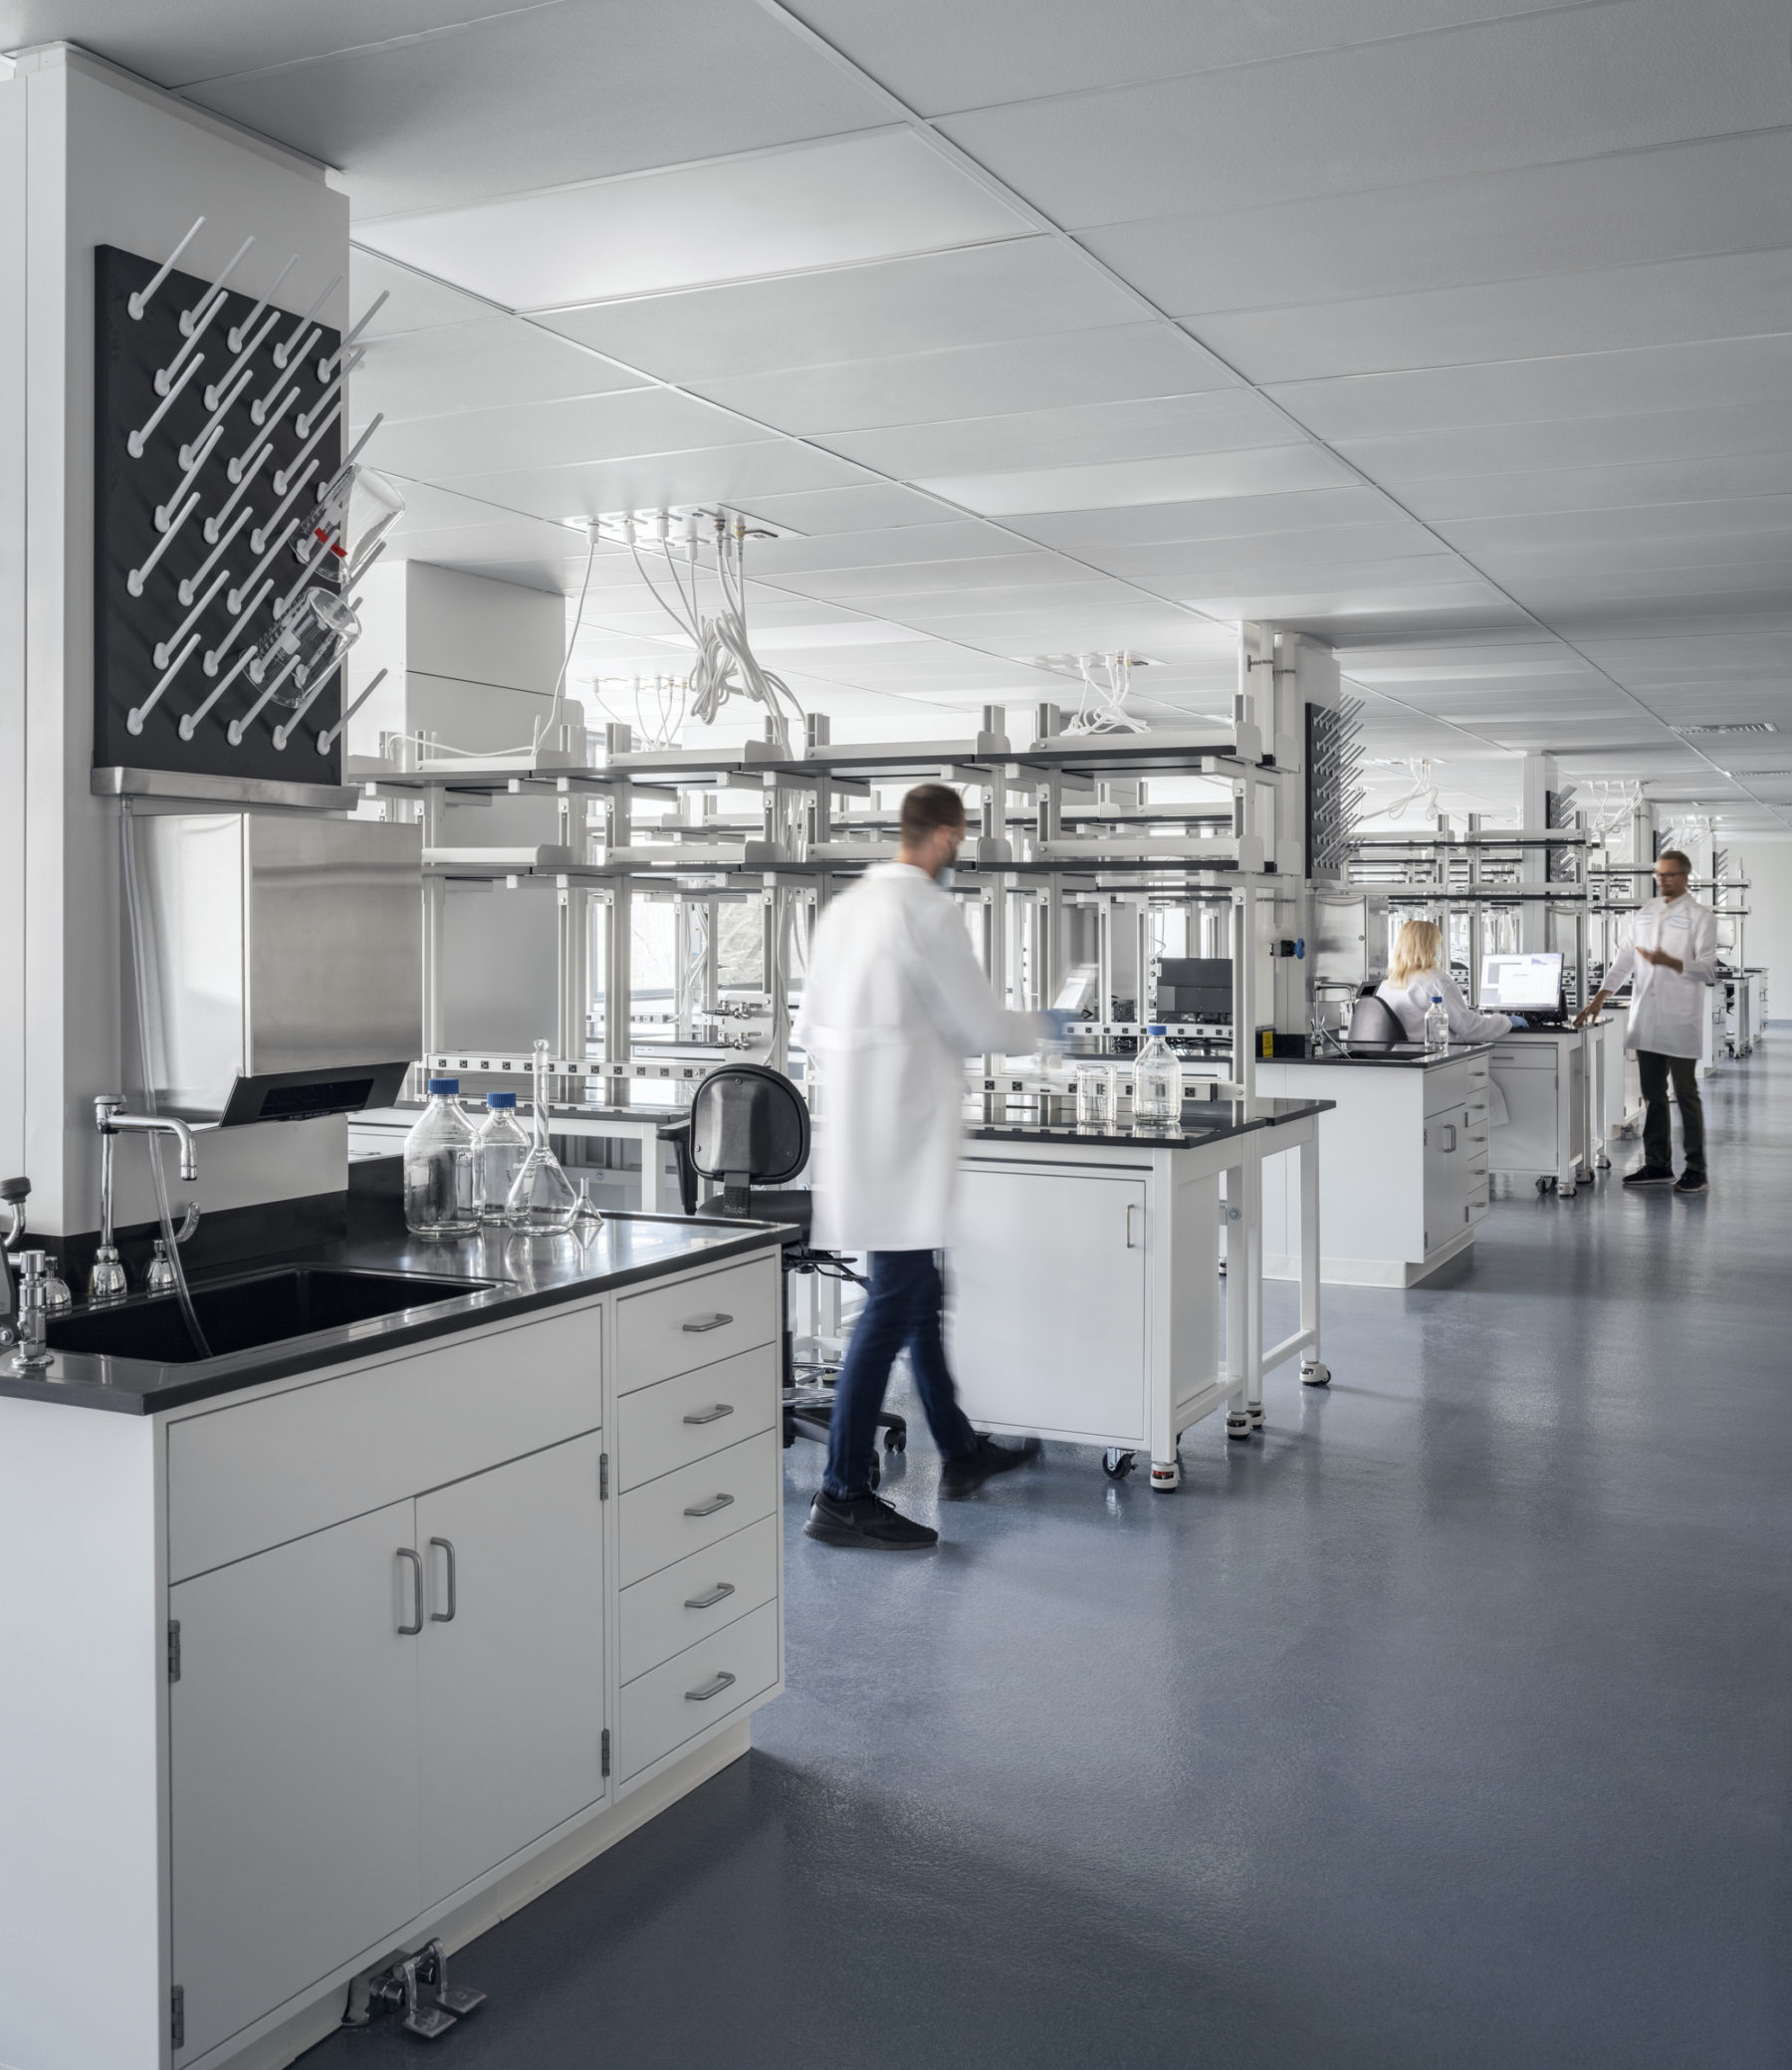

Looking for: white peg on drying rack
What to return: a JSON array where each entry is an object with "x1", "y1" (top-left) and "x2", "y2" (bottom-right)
[
  {"x1": 154, "y1": 292, "x2": 227, "y2": 397},
  {"x1": 272, "y1": 399, "x2": 342, "y2": 498},
  {"x1": 126, "y1": 352, "x2": 203, "y2": 458},
  {"x1": 179, "y1": 236, "x2": 255, "y2": 338},
  {"x1": 275, "y1": 276, "x2": 340, "y2": 368},
  {"x1": 296, "y1": 347, "x2": 363, "y2": 440},
  {"x1": 317, "y1": 666, "x2": 388, "y2": 756},
  {"x1": 179, "y1": 644, "x2": 254, "y2": 740},
  {"x1": 206, "y1": 308, "x2": 281, "y2": 409},
  {"x1": 227, "y1": 388, "x2": 296, "y2": 484},
  {"x1": 154, "y1": 424, "x2": 223, "y2": 532},
  {"x1": 274, "y1": 528, "x2": 343, "y2": 620},
  {"x1": 250, "y1": 331, "x2": 319, "y2": 426},
  {"x1": 204, "y1": 575, "x2": 274, "y2": 675},
  {"x1": 318, "y1": 293, "x2": 388, "y2": 382},
  {"x1": 203, "y1": 443, "x2": 270, "y2": 544},
  {"x1": 229, "y1": 648, "x2": 304, "y2": 744},
  {"x1": 126, "y1": 493, "x2": 199, "y2": 596},
  {"x1": 250, "y1": 411, "x2": 382, "y2": 557},
  {"x1": 181, "y1": 365, "x2": 253, "y2": 469},
  {"x1": 227, "y1": 253, "x2": 298, "y2": 353},
  {"x1": 128, "y1": 217, "x2": 205, "y2": 321},
  {"x1": 273, "y1": 646, "x2": 350, "y2": 749},
  {"x1": 229, "y1": 517, "x2": 301, "y2": 614},
  {"x1": 179, "y1": 506, "x2": 251, "y2": 606},
  {"x1": 127, "y1": 634, "x2": 201, "y2": 735},
  {"x1": 155, "y1": 569, "x2": 232, "y2": 670}
]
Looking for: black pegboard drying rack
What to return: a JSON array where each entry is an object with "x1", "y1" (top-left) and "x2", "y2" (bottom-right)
[{"x1": 93, "y1": 235, "x2": 382, "y2": 793}]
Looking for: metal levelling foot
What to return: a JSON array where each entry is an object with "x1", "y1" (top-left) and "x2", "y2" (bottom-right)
[
  {"x1": 1247, "y1": 1403, "x2": 1265, "y2": 1430},
  {"x1": 342, "y1": 1941, "x2": 485, "y2": 2040},
  {"x1": 1225, "y1": 1409, "x2": 1252, "y2": 1441}
]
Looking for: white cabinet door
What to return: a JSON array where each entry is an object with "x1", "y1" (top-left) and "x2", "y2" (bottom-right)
[
  {"x1": 1422, "y1": 1105, "x2": 1467, "y2": 1253},
  {"x1": 170, "y1": 1501, "x2": 421, "y2": 2064},
  {"x1": 416, "y1": 1433, "x2": 605, "y2": 1906},
  {"x1": 948, "y1": 1164, "x2": 1148, "y2": 1444}
]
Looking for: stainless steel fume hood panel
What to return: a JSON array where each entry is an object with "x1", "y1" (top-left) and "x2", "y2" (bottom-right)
[{"x1": 131, "y1": 812, "x2": 421, "y2": 1124}]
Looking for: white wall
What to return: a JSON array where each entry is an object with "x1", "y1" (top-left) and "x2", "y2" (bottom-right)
[{"x1": 1729, "y1": 839, "x2": 1792, "y2": 1020}]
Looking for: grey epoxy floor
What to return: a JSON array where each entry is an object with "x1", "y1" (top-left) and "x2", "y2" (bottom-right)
[{"x1": 306, "y1": 1045, "x2": 1792, "y2": 2069}]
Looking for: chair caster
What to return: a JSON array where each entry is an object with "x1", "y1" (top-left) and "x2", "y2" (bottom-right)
[
  {"x1": 1225, "y1": 1410, "x2": 1252, "y2": 1442},
  {"x1": 882, "y1": 1428, "x2": 906, "y2": 1453},
  {"x1": 1102, "y1": 1448, "x2": 1135, "y2": 1480},
  {"x1": 1149, "y1": 1457, "x2": 1181, "y2": 1490},
  {"x1": 1556, "y1": 1181, "x2": 1577, "y2": 1199},
  {"x1": 1300, "y1": 1360, "x2": 1331, "y2": 1387}
]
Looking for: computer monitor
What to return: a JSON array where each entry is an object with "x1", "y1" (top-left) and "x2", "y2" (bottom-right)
[{"x1": 1479, "y1": 951, "x2": 1563, "y2": 1014}]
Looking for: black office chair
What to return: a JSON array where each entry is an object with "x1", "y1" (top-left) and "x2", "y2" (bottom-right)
[
  {"x1": 657, "y1": 1065, "x2": 904, "y2": 1477},
  {"x1": 1346, "y1": 990, "x2": 1407, "y2": 1044}
]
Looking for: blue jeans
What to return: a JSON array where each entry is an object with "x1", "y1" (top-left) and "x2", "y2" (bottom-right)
[{"x1": 823, "y1": 1251, "x2": 979, "y2": 1499}]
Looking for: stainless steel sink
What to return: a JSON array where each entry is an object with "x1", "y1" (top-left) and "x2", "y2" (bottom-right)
[{"x1": 46, "y1": 1265, "x2": 498, "y2": 1364}]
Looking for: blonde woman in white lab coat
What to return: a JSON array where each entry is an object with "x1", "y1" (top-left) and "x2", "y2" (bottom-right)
[
  {"x1": 1375, "y1": 919, "x2": 1518, "y2": 1042},
  {"x1": 796, "y1": 783, "x2": 1060, "y2": 1550},
  {"x1": 1575, "y1": 848, "x2": 1716, "y2": 1193}
]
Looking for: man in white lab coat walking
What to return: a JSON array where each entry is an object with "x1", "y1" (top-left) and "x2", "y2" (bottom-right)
[
  {"x1": 1576, "y1": 848, "x2": 1716, "y2": 1193},
  {"x1": 796, "y1": 784, "x2": 1059, "y2": 1549}
]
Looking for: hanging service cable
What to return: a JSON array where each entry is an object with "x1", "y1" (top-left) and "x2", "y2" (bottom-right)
[{"x1": 119, "y1": 800, "x2": 212, "y2": 1358}]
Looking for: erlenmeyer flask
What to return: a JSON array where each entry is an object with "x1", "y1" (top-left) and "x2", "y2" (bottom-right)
[{"x1": 505, "y1": 1038, "x2": 579, "y2": 1233}]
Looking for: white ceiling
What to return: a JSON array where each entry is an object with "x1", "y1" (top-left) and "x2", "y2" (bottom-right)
[{"x1": 7, "y1": 0, "x2": 1792, "y2": 825}]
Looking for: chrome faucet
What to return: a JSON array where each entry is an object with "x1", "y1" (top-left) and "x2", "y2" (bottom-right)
[
  {"x1": 92, "y1": 1098, "x2": 200, "y2": 1302},
  {"x1": 1, "y1": 1177, "x2": 29, "y2": 1337},
  {"x1": 10, "y1": 1253, "x2": 56, "y2": 1372}
]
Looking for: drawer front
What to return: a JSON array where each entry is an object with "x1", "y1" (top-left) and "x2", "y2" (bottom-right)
[
  {"x1": 618, "y1": 1428, "x2": 780, "y2": 1587},
  {"x1": 618, "y1": 1599, "x2": 780, "y2": 1782},
  {"x1": 169, "y1": 1302, "x2": 601, "y2": 1582},
  {"x1": 1466, "y1": 1057, "x2": 1490, "y2": 1083},
  {"x1": 617, "y1": 1343, "x2": 778, "y2": 1493},
  {"x1": 616, "y1": 1257, "x2": 779, "y2": 1394},
  {"x1": 1423, "y1": 1063, "x2": 1468, "y2": 1116},
  {"x1": 620, "y1": 1513, "x2": 779, "y2": 1684}
]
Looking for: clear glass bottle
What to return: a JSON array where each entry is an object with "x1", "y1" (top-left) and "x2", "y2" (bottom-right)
[
  {"x1": 505, "y1": 1040, "x2": 579, "y2": 1234},
  {"x1": 1424, "y1": 994, "x2": 1450, "y2": 1053},
  {"x1": 473, "y1": 1091, "x2": 531, "y2": 1225},
  {"x1": 403, "y1": 1077, "x2": 478, "y2": 1238},
  {"x1": 1075, "y1": 1059, "x2": 1117, "y2": 1132},
  {"x1": 1131, "y1": 1026, "x2": 1182, "y2": 1135}
]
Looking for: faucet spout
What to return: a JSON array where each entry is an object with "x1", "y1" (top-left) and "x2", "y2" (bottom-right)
[{"x1": 94, "y1": 1099, "x2": 201, "y2": 1183}]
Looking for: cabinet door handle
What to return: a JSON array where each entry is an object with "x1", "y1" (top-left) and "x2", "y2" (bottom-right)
[
  {"x1": 1442, "y1": 1124, "x2": 1457, "y2": 1151},
  {"x1": 396, "y1": 1547, "x2": 423, "y2": 1636},
  {"x1": 683, "y1": 1403, "x2": 735, "y2": 1425},
  {"x1": 428, "y1": 1536, "x2": 456, "y2": 1624},
  {"x1": 684, "y1": 1492, "x2": 735, "y2": 1517},
  {"x1": 685, "y1": 1670, "x2": 737, "y2": 1703},
  {"x1": 1125, "y1": 1204, "x2": 1140, "y2": 1248},
  {"x1": 684, "y1": 1581, "x2": 736, "y2": 1610},
  {"x1": 681, "y1": 1312, "x2": 733, "y2": 1334}
]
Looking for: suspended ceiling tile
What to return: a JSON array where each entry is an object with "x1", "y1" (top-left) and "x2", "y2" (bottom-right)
[
  {"x1": 816, "y1": 388, "x2": 1296, "y2": 477},
  {"x1": 1086, "y1": 525, "x2": 1454, "y2": 586},
  {"x1": 353, "y1": 319, "x2": 650, "y2": 421},
  {"x1": 181, "y1": 0, "x2": 891, "y2": 220},
  {"x1": 770, "y1": 553, "x2": 1077, "y2": 601},
  {"x1": 534, "y1": 240, "x2": 1140, "y2": 383},
  {"x1": 744, "y1": 520, "x2": 1025, "y2": 576},
  {"x1": 349, "y1": 248, "x2": 492, "y2": 338},
  {"x1": 1184, "y1": 579, "x2": 1510, "y2": 620},
  {"x1": 733, "y1": 483, "x2": 959, "y2": 534},
  {"x1": 916, "y1": 444, "x2": 1355, "y2": 516},
  {"x1": 936, "y1": 0, "x2": 1792, "y2": 226},
  {"x1": 364, "y1": 388, "x2": 777, "y2": 480},
  {"x1": 1438, "y1": 496, "x2": 1792, "y2": 557},
  {"x1": 1469, "y1": 533, "x2": 1792, "y2": 580},
  {"x1": 1398, "y1": 448, "x2": 1792, "y2": 522},
  {"x1": 1082, "y1": 128, "x2": 1792, "y2": 318},
  {"x1": 353, "y1": 129, "x2": 1028, "y2": 310},
  {"x1": 1189, "y1": 248, "x2": 1792, "y2": 384},
  {"x1": 432, "y1": 440, "x2": 873, "y2": 524},
  {"x1": 688, "y1": 323, "x2": 1232, "y2": 436},
  {"x1": 1265, "y1": 335, "x2": 1792, "y2": 441},
  {"x1": 1007, "y1": 484, "x2": 1401, "y2": 551}
]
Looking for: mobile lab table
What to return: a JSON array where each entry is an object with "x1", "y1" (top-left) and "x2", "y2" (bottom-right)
[{"x1": 945, "y1": 1094, "x2": 1333, "y2": 1490}]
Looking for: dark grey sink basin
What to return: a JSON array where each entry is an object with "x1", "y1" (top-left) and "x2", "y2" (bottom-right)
[{"x1": 47, "y1": 1266, "x2": 499, "y2": 1365}]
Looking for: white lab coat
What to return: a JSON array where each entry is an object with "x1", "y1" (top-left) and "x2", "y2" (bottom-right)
[
  {"x1": 1603, "y1": 894, "x2": 1717, "y2": 1057},
  {"x1": 796, "y1": 863, "x2": 1043, "y2": 1253},
  {"x1": 1375, "y1": 969, "x2": 1512, "y2": 1042}
]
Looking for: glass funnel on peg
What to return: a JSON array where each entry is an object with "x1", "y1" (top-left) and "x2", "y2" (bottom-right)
[{"x1": 505, "y1": 1039, "x2": 579, "y2": 1233}]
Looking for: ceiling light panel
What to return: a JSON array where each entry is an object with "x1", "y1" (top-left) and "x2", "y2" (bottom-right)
[{"x1": 354, "y1": 129, "x2": 1029, "y2": 311}]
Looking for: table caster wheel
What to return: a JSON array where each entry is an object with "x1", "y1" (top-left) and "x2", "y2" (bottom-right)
[
  {"x1": 1225, "y1": 1411, "x2": 1251, "y2": 1442},
  {"x1": 1102, "y1": 1449, "x2": 1135, "y2": 1480},
  {"x1": 1149, "y1": 1458, "x2": 1181, "y2": 1490},
  {"x1": 1535, "y1": 1176, "x2": 1552, "y2": 1196},
  {"x1": 1247, "y1": 1404, "x2": 1264, "y2": 1430},
  {"x1": 1300, "y1": 1360, "x2": 1331, "y2": 1387},
  {"x1": 1557, "y1": 1181, "x2": 1577, "y2": 1199}
]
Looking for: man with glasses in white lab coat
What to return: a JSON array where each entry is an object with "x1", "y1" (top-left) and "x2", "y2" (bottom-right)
[
  {"x1": 796, "y1": 783, "x2": 1065, "y2": 1550},
  {"x1": 1575, "y1": 849, "x2": 1716, "y2": 1194}
]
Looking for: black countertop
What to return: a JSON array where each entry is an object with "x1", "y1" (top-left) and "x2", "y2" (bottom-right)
[
  {"x1": 964, "y1": 1093, "x2": 1332, "y2": 1146},
  {"x1": 0, "y1": 1205, "x2": 787, "y2": 1416},
  {"x1": 1255, "y1": 1042, "x2": 1495, "y2": 1069}
]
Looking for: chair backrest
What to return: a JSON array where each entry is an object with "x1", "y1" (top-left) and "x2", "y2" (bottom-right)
[
  {"x1": 688, "y1": 1065, "x2": 809, "y2": 1214},
  {"x1": 1347, "y1": 991, "x2": 1407, "y2": 1044}
]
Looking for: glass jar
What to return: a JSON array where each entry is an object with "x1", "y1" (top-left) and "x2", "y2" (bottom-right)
[
  {"x1": 473, "y1": 1091, "x2": 531, "y2": 1225},
  {"x1": 1075, "y1": 1060, "x2": 1117, "y2": 1132},
  {"x1": 403, "y1": 1078, "x2": 478, "y2": 1238}
]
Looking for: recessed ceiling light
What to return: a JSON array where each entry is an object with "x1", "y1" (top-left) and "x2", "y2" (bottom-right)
[{"x1": 1673, "y1": 721, "x2": 1777, "y2": 736}]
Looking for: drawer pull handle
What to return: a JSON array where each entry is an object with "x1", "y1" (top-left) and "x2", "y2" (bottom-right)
[
  {"x1": 395, "y1": 1547, "x2": 423, "y2": 1636},
  {"x1": 683, "y1": 1403, "x2": 735, "y2": 1425},
  {"x1": 685, "y1": 1581, "x2": 736, "y2": 1610},
  {"x1": 684, "y1": 1493, "x2": 736, "y2": 1517},
  {"x1": 685, "y1": 1670, "x2": 737, "y2": 1703},
  {"x1": 428, "y1": 1536, "x2": 457, "y2": 1624},
  {"x1": 682, "y1": 1312, "x2": 733, "y2": 1334}
]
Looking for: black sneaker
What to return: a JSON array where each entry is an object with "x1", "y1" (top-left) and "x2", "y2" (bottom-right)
[
  {"x1": 1623, "y1": 1166, "x2": 1675, "y2": 1186},
  {"x1": 940, "y1": 1435, "x2": 1041, "y2": 1499},
  {"x1": 803, "y1": 1491, "x2": 938, "y2": 1550},
  {"x1": 1675, "y1": 1172, "x2": 1709, "y2": 1194}
]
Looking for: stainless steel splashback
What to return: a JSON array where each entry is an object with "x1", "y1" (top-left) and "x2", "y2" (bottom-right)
[{"x1": 132, "y1": 813, "x2": 421, "y2": 1123}]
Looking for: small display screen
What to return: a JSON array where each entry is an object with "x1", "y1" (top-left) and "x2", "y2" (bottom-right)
[
  {"x1": 257, "y1": 1077, "x2": 376, "y2": 1120},
  {"x1": 1479, "y1": 952, "x2": 1563, "y2": 1012}
]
